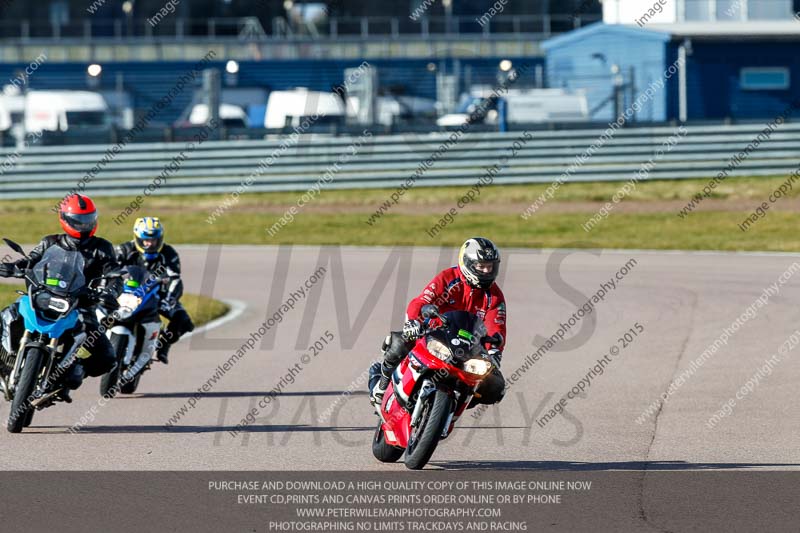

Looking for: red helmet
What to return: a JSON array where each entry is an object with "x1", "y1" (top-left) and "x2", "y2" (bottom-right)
[{"x1": 59, "y1": 194, "x2": 98, "y2": 239}]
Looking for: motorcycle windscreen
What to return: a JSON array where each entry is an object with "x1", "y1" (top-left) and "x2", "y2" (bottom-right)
[
  {"x1": 438, "y1": 310, "x2": 487, "y2": 358},
  {"x1": 122, "y1": 265, "x2": 159, "y2": 298},
  {"x1": 31, "y1": 247, "x2": 86, "y2": 297}
]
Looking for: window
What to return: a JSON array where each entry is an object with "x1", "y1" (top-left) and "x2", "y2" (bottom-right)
[
  {"x1": 716, "y1": 0, "x2": 744, "y2": 20},
  {"x1": 680, "y1": 0, "x2": 792, "y2": 20},
  {"x1": 740, "y1": 67, "x2": 790, "y2": 90},
  {"x1": 748, "y1": 0, "x2": 792, "y2": 19},
  {"x1": 684, "y1": 0, "x2": 713, "y2": 21},
  {"x1": 65, "y1": 111, "x2": 109, "y2": 127}
]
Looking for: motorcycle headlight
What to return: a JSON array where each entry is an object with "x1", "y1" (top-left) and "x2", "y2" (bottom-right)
[
  {"x1": 33, "y1": 292, "x2": 70, "y2": 315},
  {"x1": 426, "y1": 338, "x2": 452, "y2": 361},
  {"x1": 48, "y1": 296, "x2": 70, "y2": 313},
  {"x1": 117, "y1": 293, "x2": 142, "y2": 312},
  {"x1": 463, "y1": 358, "x2": 492, "y2": 376}
]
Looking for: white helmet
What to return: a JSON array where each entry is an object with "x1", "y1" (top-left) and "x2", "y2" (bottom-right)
[{"x1": 458, "y1": 237, "x2": 500, "y2": 289}]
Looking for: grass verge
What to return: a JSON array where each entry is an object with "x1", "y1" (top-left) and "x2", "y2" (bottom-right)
[
  {"x1": 0, "y1": 284, "x2": 229, "y2": 328},
  {"x1": 1, "y1": 175, "x2": 798, "y2": 251}
]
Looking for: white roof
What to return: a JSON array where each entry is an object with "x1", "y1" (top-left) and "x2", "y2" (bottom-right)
[
  {"x1": 26, "y1": 90, "x2": 107, "y2": 110},
  {"x1": 189, "y1": 103, "x2": 246, "y2": 123},
  {"x1": 634, "y1": 21, "x2": 800, "y2": 39}
]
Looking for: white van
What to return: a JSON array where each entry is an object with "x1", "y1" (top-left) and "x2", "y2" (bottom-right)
[
  {"x1": 24, "y1": 91, "x2": 109, "y2": 132},
  {"x1": 264, "y1": 88, "x2": 345, "y2": 129},
  {"x1": 437, "y1": 88, "x2": 589, "y2": 126},
  {"x1": 188, "y1": 103, "x2": 248, "y2": 128},
  {"x1": 0, "y1": 94, "x2": 24, "y2": 131},
  {"x1": 502, "y1": 89, "x2": 589, "y2": 123}
]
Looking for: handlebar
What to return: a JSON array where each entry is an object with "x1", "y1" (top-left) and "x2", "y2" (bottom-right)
[
  {"x1": 418, "y1": 313, "x2": 447, "y2": 338},
  {"x1": 481, "y1": 332, "x2": 503, "y2": 348},
  {"x1": 418, "y1": 313, "x2": 502, "y2": 352}
]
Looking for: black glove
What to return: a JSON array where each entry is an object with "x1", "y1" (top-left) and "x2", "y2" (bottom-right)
[
  {"x1": 0, "y1": 263, "x2": 17, "y2": 278},
  {"x1": 487, "y1": 348, "x2": 502, "y2": 368},
  {"x1": 159, "y1": 298, "x2": 176, "y2": 314},
  {"x1": 98, "y1": 291, "x2": 119, "y2": 311},
  {"x1": 483, "y1": 332, "x2": 503, "y2": 348}
]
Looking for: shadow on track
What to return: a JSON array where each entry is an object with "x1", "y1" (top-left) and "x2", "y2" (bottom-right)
[
  {"x1": 31, "y1": 424, "x2": 373, "y2": 434},
  {"x1": 428, "y1": 460, "x2": 800, "y2": 471},
  {"x1": 117, "y1": 390, "x2": 369, "y2": 399}
]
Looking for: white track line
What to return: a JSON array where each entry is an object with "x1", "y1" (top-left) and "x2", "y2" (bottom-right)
[{"x1": 181, "y1": 298, "x2": 246, "y2": 340}]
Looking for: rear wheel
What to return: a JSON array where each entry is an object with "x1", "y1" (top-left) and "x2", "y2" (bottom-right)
[
  {"x1": 372, "y1": 420, "x2": 404, "y2": 463},
  {"x1": 404, "y1": 390, "x2": 452, "y2": 470},
  {"x1": 99, "y1": 334, "x2": 126, "y2": 397},
  {"x1": 7, "y1": 347, "x2": 44, "y2": 433}
]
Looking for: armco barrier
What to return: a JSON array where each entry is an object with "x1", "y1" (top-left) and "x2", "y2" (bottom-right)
[{"x1": 0, "y1": 123, "x2": 798, "y2": 200}]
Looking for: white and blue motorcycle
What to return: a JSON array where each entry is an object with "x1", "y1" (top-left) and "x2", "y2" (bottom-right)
[{"x1": 97, "y1": 265, "x2": 172, "y2": 396}]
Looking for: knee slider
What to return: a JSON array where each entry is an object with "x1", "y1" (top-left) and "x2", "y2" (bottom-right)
[{"x1": 381, "y1": 334, "x2": 392, "y2": 353}]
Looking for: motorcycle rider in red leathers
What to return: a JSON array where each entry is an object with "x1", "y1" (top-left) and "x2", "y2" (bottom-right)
[{"x1": 370, "y1": 237, "x2": 507, "y2": 407}]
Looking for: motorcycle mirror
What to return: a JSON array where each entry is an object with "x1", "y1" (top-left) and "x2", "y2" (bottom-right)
[
  {"x1": 3, "y1": 238, "x2": 26, "y2": 257},
  {"x1": 420, "y1": 304, "x2": 439, "y2": 320}
]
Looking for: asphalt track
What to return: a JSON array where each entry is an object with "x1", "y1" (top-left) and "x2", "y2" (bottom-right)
[{"x1": 2, "y1": 245, "x2": 800, "y2": 473}]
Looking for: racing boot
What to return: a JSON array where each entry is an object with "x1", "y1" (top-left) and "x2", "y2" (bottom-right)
[
  {"x1": 156, "y1": 332, "x2": 171, "y2": 365},
  {"x1": 370, "y1": 332, "x2": 412, "y2": 406},
  {"x1": 370, "y1": 363, "x2": 393, "y2": 406},
  {"x1": 56, "y1": 362, "x2": 85, "y2": 403}
]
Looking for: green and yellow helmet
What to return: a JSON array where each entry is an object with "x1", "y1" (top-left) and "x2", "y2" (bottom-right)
[{"x1": 133, "y1": 217, "x2": 164, "y2": 260}]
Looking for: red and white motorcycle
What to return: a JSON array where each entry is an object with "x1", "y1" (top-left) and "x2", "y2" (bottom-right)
[{"x1": 371, "y1": 308, "x2": 501, "y2": 470}]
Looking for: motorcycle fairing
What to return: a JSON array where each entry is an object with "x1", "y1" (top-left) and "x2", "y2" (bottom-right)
[{"x1": 17, "y1": 296, "x2": 78, "y2": 339}]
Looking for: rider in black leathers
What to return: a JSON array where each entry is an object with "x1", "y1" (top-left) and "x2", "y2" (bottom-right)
[
  {"x1": 115, "y1": 217, "x2": 194, "y2": 365},
  {"x1": 0, "y1": 194, "x2": 121, "y2": 401}
]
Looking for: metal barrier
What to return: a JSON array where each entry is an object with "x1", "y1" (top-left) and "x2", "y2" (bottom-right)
[
  {"x1": 0, "y1": 14, "x2": 601, "y2": 41},
  {"x1": 0, "y1": 122, "x2": 798, "y2": 200}
]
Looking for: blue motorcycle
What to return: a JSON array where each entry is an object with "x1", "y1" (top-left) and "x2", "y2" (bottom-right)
[
  {"x1": 0, "y1": 239, "x2": 117, "y2": 433},
  {"x1": 96, "y1": 265, "x2": 173, "y2": 396}
]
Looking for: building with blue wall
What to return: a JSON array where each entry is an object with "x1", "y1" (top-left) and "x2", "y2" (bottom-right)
[{"x1": 543, "y1": 22, "x2": 800, "y2": 122}]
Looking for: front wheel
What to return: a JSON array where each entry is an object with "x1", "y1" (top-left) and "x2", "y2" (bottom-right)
[
  {"x1": 119, "y1": 373, "x2": 141, "y2": 395},
  {"x1": 372, "y1": 420, "x2": 404, "y2": 463},
  {"x1": 404, "y1": 390, "x2": 453, "y2": 470},
  {"x1": 7, "y1": 347, "x2": 45, "y2": 433}
]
